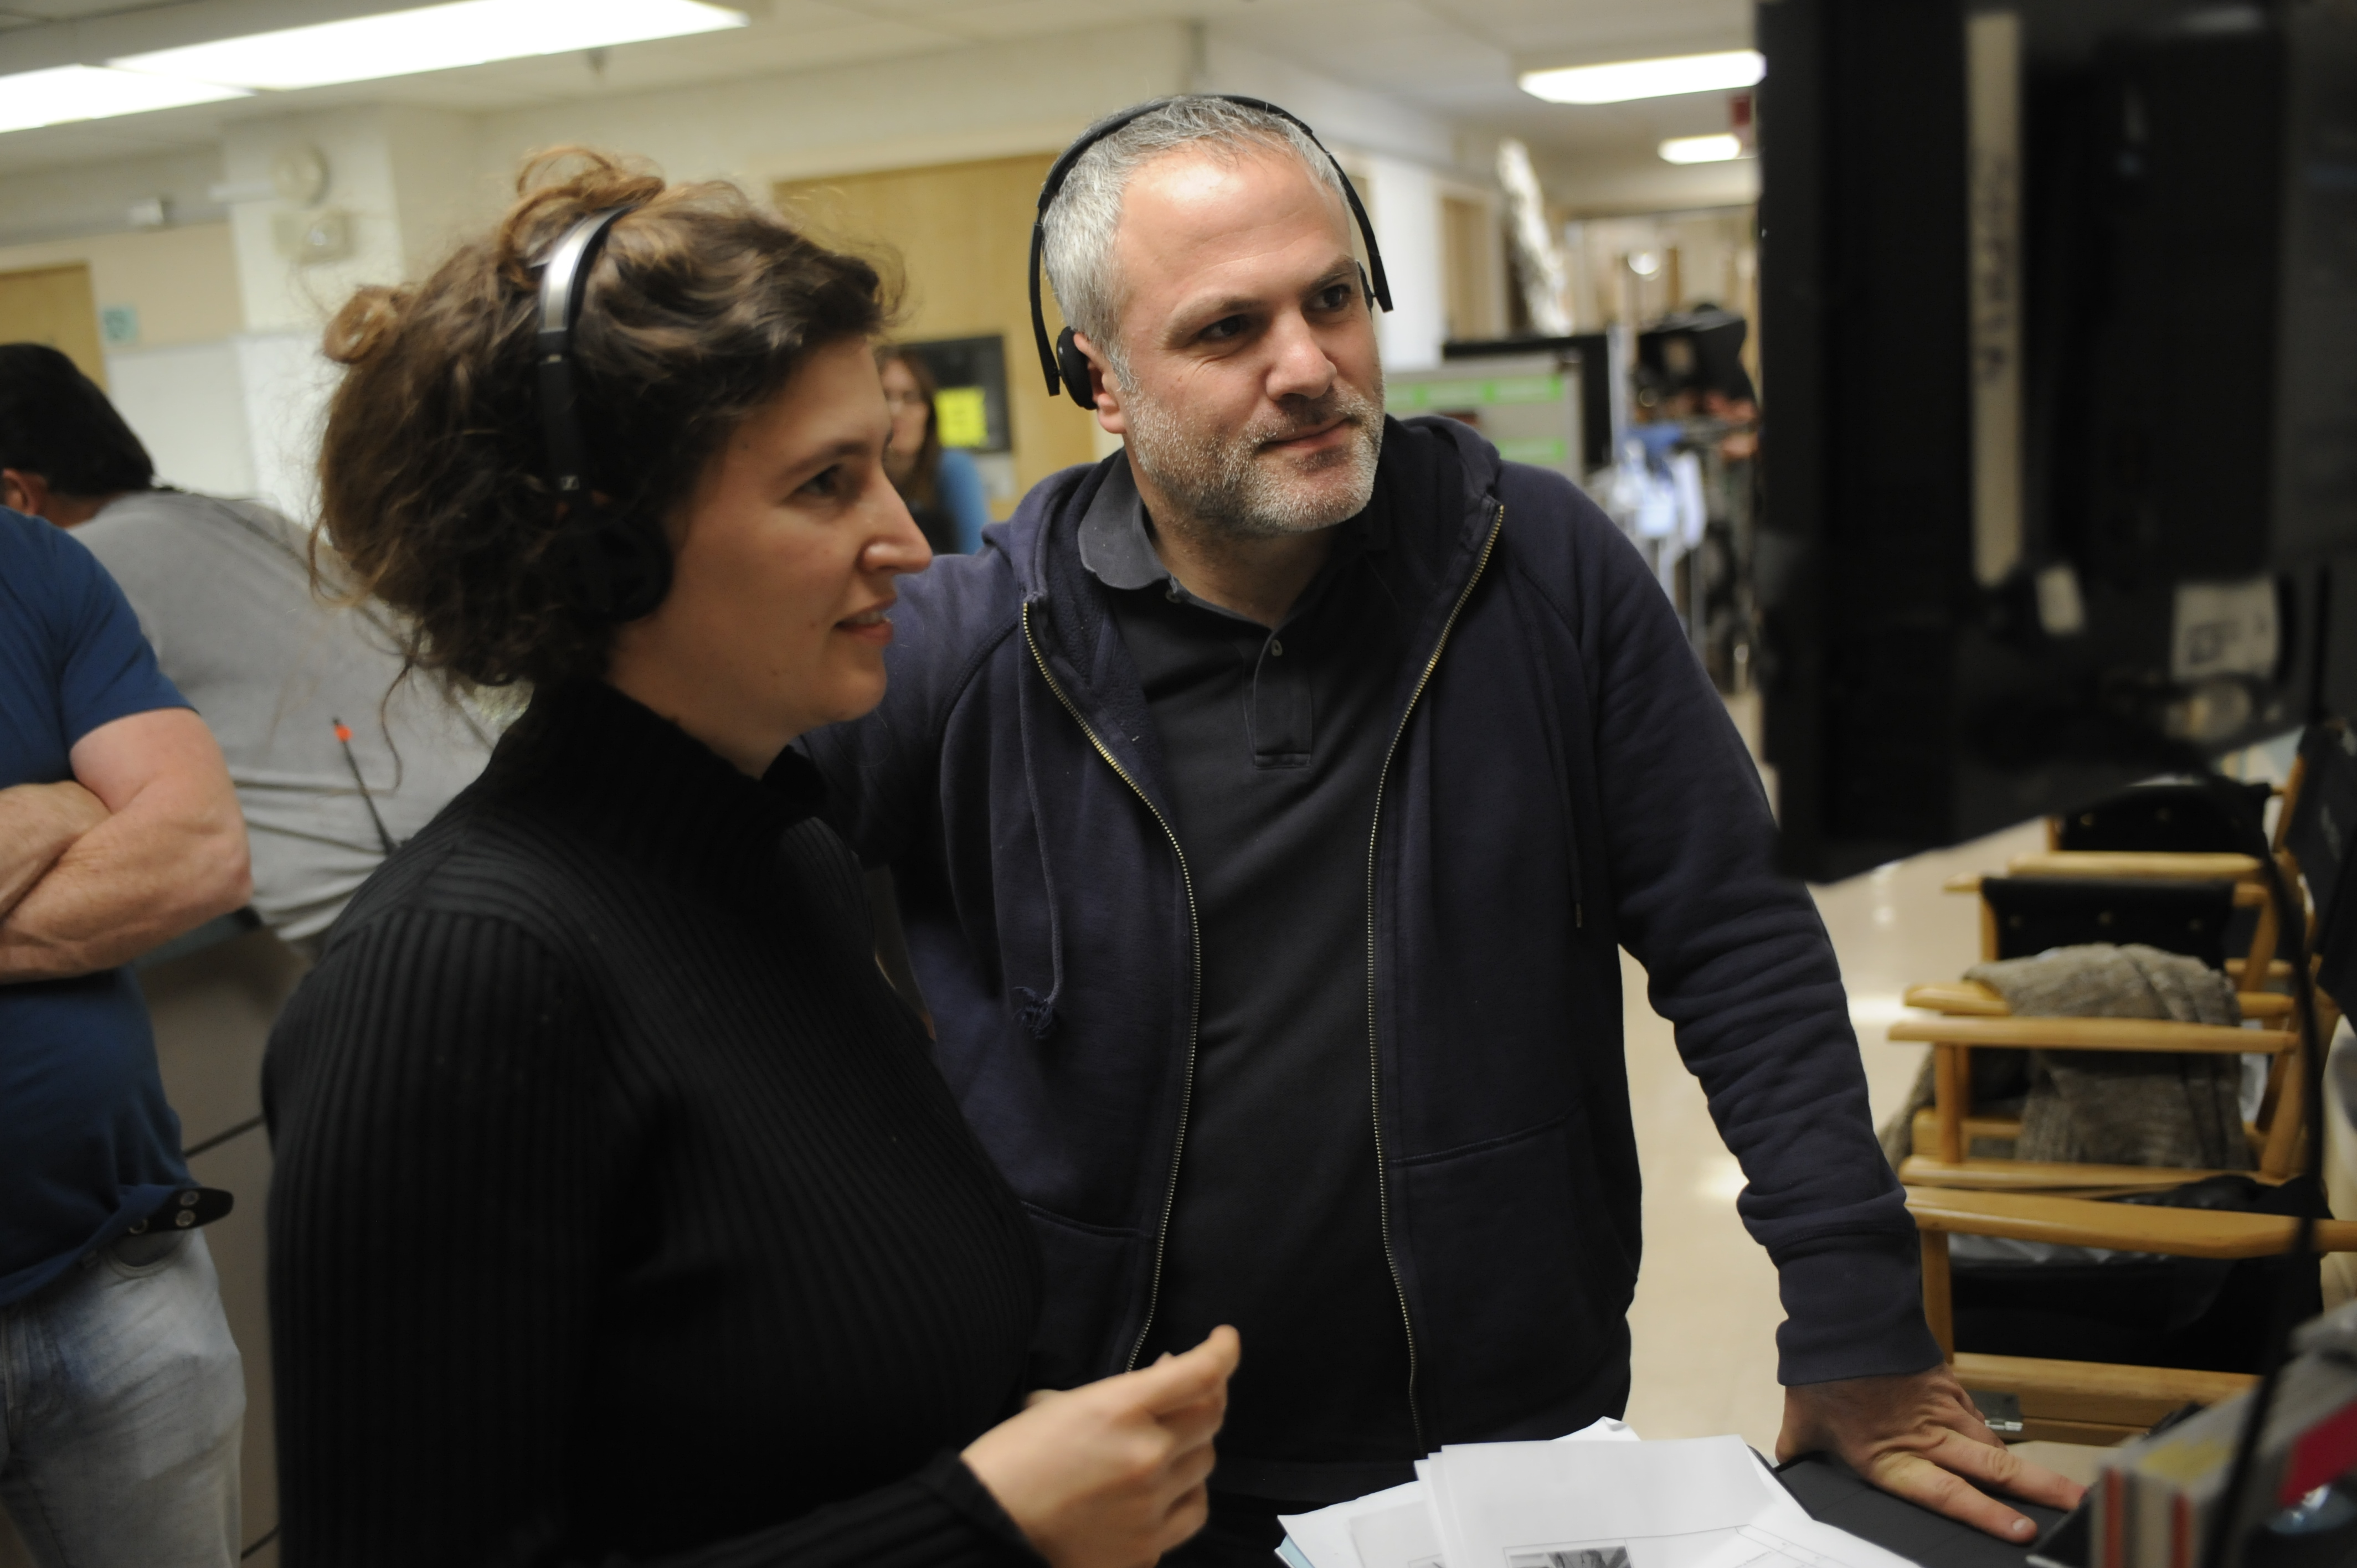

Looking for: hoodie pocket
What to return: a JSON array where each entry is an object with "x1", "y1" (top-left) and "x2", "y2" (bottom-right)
[
  {"x1": 1396, "y1": 1105, "x2": 1635, "y2": 1436},
  {"x1": 1020, "y1": 1202, "x2": 1147, "y2": 1388}
]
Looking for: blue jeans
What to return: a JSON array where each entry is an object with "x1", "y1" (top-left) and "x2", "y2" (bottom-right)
[{"x1": 0, "y1": 1231, "x2": 244, "y2": 1567}]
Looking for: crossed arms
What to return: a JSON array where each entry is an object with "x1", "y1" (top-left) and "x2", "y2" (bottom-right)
[{"x1": 0, "y1": 708, "x2": 250, "y2": 981}]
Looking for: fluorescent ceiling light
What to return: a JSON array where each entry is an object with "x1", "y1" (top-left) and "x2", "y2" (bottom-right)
[
  {"x1": 1659, "y1": 133, "x2": 1750, "y2": 165},
  {"x1": 110, "y1": 0, "x2": 747, "y2": 92},
  {"x1": 1520, "y1": 50, "x2": 1763, "y2": 105},
  {"x1": 0, "y1": 64, "x2": 248, "y2": 133}
]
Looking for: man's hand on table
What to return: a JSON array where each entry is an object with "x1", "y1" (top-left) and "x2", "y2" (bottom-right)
[{"x1": 1778, "y1": 1365, "x2": 2086, "y2": 1543}]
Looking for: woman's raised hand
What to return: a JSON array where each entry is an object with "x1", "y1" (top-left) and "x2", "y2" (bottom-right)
[{"x1": 961, "y1": 1326, "x2": 1240, "y2": 1568}]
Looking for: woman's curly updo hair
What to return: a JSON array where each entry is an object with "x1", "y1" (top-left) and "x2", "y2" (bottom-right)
[{"x1": 317, "y1": 148, "x2": 889, "y2": 690}]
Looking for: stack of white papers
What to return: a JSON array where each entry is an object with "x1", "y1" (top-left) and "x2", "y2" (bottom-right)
[{"x1": 1276, "y1": 1426, "x2": 1919, "y2": 1568}]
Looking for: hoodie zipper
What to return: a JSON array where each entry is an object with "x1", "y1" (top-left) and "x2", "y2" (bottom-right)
[
  {"x1": 1021, "y1": 601, "x2": 1202, "y2": 1372},
  {"x1": 1366, "y1": 502, "x2": 1505, "y2": 1452}
]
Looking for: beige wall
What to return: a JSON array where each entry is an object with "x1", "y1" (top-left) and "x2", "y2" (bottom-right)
[
  {"x1": 0, "y1": 223, "x2": 241, "y2": 352},
  {"x1": 778, "y1": 153, "x2": 1100, "y2": 514}
]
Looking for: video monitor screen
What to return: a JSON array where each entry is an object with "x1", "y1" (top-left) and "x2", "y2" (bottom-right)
[{"x1": 1756, "y1": 0, "x2": 2357, "y2": 880}]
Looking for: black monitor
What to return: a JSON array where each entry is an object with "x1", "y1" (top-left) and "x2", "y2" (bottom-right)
[
  {"x1": 1756, "y1": 0, "x2": 2357, "y2": 881},
  {"x1": 1636, "y1": 306, "x2": 1757, "y2": 408},
  {"x1": 1443, "y1": 334, "x2": 1615, "y2": 473}
]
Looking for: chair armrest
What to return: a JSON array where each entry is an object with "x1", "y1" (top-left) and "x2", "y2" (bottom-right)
[
  {"x1": 1903, "y1": 980, "x2": 2010, "y2": 1014},
  {"x1": 2004, "y1": 851, "x2": 2263, "y2": 881},
  {"x1": 1887, "y1": 1016, "x2": 2296, "y2": 1053},
  {"x1": 1899, "y1": 979, "x2": 2292, "y2": 1021},
  {"x1": 2227, "y1": 957, "x2": 2297, "y2": 982},
  {"x1": 1897, "y1": 1154, "x2": 2273, "y2": 1191},
  {"x1": 1905, "y1": 1186, "x2": 2357, "y2": 1258}
]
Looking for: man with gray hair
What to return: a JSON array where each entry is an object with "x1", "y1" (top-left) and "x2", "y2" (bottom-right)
[{"x1": 802, "y1": 96, "x2": 2078, "y2": 1564}]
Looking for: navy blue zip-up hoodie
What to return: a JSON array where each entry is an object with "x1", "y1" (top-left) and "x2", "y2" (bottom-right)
[{"x1": 803, "y1": 415, "x2": 1940, "y2": 1446}]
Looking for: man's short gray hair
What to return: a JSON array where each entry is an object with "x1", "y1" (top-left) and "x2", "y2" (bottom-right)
[{"x1": 1041, "y1": 96, "x2": 1347, "y2": 368}]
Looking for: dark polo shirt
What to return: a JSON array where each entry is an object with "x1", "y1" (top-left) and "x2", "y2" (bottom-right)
[{"x1": 1088, "y1": 456, "x2": 1422, "y2": 1500}]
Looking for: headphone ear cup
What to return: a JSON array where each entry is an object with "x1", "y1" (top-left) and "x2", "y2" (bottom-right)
[
  {"x1": 1055, "y1": 327, "x2": 1096, "y2": 410},
  {"x1": 554, "y1": 501, "x2": 673, "y2": 625}
]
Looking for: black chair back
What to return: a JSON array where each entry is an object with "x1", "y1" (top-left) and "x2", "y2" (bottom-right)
[
  {"x1": 2055, "y1": 779, "x2": 2272, "y2": 854},
  {"x1": 1980, "y1": 876, "x2": 2236, "y2": 967}
]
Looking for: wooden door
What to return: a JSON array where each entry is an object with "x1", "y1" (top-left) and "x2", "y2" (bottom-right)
[
  {"x1": 777, "y1": 154, "x2": 1098, "y2": 512},
  {"x1": 0, "y1": 262, "x2": 106, "y2": 389}
]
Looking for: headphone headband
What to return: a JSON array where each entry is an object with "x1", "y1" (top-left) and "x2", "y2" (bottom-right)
[
  {"x1": 529, "y1": 205, "x2": 673, "y2": 626},
  {"x1": 1028, "y1": 96, "x2": 1393, "y2": 401},
  {"x1": 536, "y1": 205, "x2": 632, "y2": 499}
]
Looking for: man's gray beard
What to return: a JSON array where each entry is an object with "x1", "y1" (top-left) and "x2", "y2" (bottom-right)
[{"x1": 1119, "y1": 372, "x2": 1385, "y2": 540}]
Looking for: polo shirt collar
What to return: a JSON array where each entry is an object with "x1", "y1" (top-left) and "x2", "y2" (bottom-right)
[
  {"x1": 1077, "y1": 448, "x2": 1391, "y2": 602},
  {"x1": 1077, "y1": 454, "x2": 1169, "y2": 590}
]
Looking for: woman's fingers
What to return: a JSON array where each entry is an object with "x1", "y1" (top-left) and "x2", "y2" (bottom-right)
[
  {"x1": 1156, "y1": 1387, "x2": 1228, "y2": 1448},
  {"x1": 963, "y1": 1327, "x2": 1237, "y2": 1568},
  {"x1": 1166, "y1": 1433, "x2": 1219, "y2": 1494},
  {"x1": 1161, "y1": 1408, "x2": 1224, "y2": 1457},
  {"x1": 1125, "y1": 1325, "x2": 1239, "y2": 1415},
  {"x1": 1151, "y1": 1481, "x2": 1213, "y2": 1557}
]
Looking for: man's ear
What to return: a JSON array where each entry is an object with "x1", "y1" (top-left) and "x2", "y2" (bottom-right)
[
  {"x1": 1070, "y1": 332, "x2": 1130, "y2": 437},
  {"x1": 0, "y1": 468, "x2": 54, "y2": 520}
]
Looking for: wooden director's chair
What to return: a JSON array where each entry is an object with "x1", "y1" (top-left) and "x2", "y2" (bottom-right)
[
  {"x1": 1890, "y1": 848, "x2": 2324, "y2": 1193},
  {"x1": 1885, "y1": 777, "x2": 2347, "y2": 1441},
  {"x1": 1908, "y1": 1187, "x2": 2357, "y2": 1443}
]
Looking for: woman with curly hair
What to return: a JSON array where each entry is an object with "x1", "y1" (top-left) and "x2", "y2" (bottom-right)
[{"x1": 263, "y1": 150, "x2": 1236, "y2": 1568}]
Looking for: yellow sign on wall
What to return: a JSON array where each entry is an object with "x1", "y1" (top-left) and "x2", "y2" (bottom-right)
[{"x1": 934, "y1": 386, "x2": 989, "y2": 449}]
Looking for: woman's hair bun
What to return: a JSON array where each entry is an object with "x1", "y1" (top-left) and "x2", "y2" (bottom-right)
[{"x1": 322, "y1": 285, "x2": 413, "y2": 367}]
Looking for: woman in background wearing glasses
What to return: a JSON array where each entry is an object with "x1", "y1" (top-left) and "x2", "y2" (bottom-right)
[{"x1": 878, "y1": 344, "x2": 994, "y2": 557}]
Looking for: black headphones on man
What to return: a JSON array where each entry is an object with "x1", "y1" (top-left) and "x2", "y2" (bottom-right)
[
  {"x1": 1028, "y1": 96, "x2": 1393, "y2": 410},
  {"x1": 534, "y1": 204, "x2": 673, "y2": 625},
  {"x1": 539, "y1": 99, "x2": 1388, "y2": 621}
]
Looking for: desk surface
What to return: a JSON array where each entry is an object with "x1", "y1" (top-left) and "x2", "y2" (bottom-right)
[{"x1": 1774, "y1": 1456, "x2": 2069, "y2": 1568}]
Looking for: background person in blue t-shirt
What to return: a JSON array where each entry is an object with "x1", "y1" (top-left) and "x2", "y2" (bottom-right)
[
  {"x1": 0, "y1": 342, "x2": 495, "y2": 954},
  {"x1": 0, "y1": 506, "x2": 253, "y2": 1565}
]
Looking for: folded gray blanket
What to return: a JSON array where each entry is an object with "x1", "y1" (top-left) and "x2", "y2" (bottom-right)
[
  {"x1": 1967, "y1": 942, "x2": 2250, "y2": 1170},
  {"x1": 1879, "y1": 942, "x2": 2252, "y2": 1170}
]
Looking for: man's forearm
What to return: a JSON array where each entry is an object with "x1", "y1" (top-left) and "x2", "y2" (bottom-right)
[
  {"x1": 0, "y1": 781, "x2": 107, "y2": 922},
  {"x1": 0, "y1": 791, "x2": 249, "y2": 981}
]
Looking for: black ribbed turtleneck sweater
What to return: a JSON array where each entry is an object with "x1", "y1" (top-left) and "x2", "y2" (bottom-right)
[{"x1": 264, "y1": 679, "x2": 1044, "y2": 1567}]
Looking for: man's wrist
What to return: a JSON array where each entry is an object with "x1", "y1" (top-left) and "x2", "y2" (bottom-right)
[
  {"x1": 1774, "y1": 1238, "x2": 1945, "y2": 1386},
  {"x1": 0, "y1": 781, "x2": 106, "y2": 917},
  {"x1": 16, "y1": 780, "x2": 106, "y2": 841},
  {"x1": 54, "y1": 781, "x2": 104, "y2": 834}
]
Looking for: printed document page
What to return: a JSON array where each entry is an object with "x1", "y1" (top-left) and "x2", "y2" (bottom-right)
[{"x1": 1278, "y1": 1432, "x2": 1919, "y2": 1568}]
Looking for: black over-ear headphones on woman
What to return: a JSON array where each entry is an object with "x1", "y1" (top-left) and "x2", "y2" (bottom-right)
[
  {"x1": 1027, "y1": 96, "x2": 1394, "y2": 410},
  {"x1": 535, "y1": 205, "x2": 673, "y2": 624}
]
